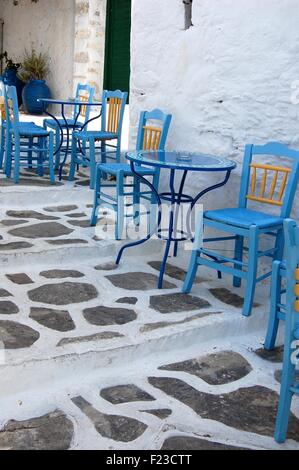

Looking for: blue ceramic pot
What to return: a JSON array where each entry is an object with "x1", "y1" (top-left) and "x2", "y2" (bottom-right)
[
  {"x1": 22, "y1": 79, "x2": 51, "y2": 115},
  {"x1": 1, "y1": 69, "x2": 25, "y2": 106}
]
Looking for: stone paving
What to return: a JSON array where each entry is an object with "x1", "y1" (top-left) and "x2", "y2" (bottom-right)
[{"x1": 0, "y1": 171, "x2": 298, "y2": 450}]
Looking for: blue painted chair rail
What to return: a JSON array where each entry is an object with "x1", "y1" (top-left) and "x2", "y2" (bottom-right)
[
  {"x1": 43, "y1": 83, "x2": 95, "y2": 169},
  {"x1": 273, "y1": 219, "x2": 299, "y2": 443},
  {"x1": 183, "y1": 142, "x2": 299, "y2": 317},
  {"x1": 4, "y1": 85, "x2": 55, "y2": 184},
  {"x1": 69, "y1": 89, "x2": 128, "y2": 189},
  {"x1": 90, "y1": 108, "x2": 172, "y2": 240}
]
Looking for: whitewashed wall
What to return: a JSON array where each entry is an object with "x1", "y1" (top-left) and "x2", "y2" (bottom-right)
[
  {"x1": 130, "y1": 0, "x2": 299, "y2": 220},
  {"x1": 1, "y1": 0, "x2": 75, "y2": 100}
]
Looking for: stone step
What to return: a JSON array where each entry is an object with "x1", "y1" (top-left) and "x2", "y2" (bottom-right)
[{"x1": 0, "y1": 309, "x2": 271, "y2": 399}]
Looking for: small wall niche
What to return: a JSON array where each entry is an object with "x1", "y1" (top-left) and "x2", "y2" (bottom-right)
[{"x1": 183, "y1": 0, "x2": 193, "y2": 30}]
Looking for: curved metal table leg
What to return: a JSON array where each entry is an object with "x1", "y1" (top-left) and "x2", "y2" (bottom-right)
[{"x1": 116, "y1": 161, "x2": 162, "y2": 265}]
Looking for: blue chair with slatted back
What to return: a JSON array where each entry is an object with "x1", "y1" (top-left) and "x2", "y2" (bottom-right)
[
  {"x1": 183, "y1": 142, "x2": 299, "y2": 317},
  {"x1": 43, "y1": 83, "x2": 95, "y2": 169},
  {"x1": 274, "y1": 219, "x2": 299, "y2": 443},
  {"x1": 90, "y1": 108, "x2": 172, "y2": 240},
  {"x1": 4, "y1": 85, "x2": 55, "y2": 184},
  {"x1": 0, "y1": 80, "x2": 40, "y2": 170},
  {"x1": 69, "y1": 89, "x2": 127, "y2": 189}
]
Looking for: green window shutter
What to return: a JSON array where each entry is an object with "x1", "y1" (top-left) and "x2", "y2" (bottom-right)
[{"x1": 104, "y1": 0, "x2": 131, "y2": 101}]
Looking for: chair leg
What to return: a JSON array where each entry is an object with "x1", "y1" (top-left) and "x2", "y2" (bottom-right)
[
  {"x1": 182, "y1": 249, "x2": 199, "y2": 293},
  {"x1": 133, "y1": 177, "x2": 141, "y2": 227},
  {"x1": 116, "y1": 171, "x2": 125, "y2": 240},
  {"x1": 243, "y1": 226, "x2": 259, "y2": 317},
  {"x1": 13, "y1": 139, "x2": 21, "y2": 184},
  {"x1": 5, "y1": 133, "x2": 12, "y2": 178},
  {"x1": 0, "y1": 124, "x2": 5, "y2": 169},
  {"x1": 27, "y1": 136, "x2": 33, "y2": 169},
  {"x1": 54, "y1": 127, "x2": 61, "y2": 170},
  {"x1": 69, "y1": 134, "x2": 77, "y2": 181},
  {"x1": 48, "y1": 132, "x2": 55, "y2": 185},
  {"x1": 264, "y1": 260, "x2": 282, "y2": 350},
  {"x1": 233, "y1": 235, "x2": 244, "y2": 287},
  {"x1": 89, "y1": 137, "x2": 96, "y2": 190},
  {"x1": 275, "y1": 347, "x2": 296, "y2": 443},
  {"x1": 90, "y1": 165, "x2": 102, "y2": 226}
]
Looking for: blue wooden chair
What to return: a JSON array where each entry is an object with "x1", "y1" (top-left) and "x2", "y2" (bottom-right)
[
  {"x1": 273, "y1": 219, "x2": 299, "y2": 443},
  {"x1": 43, "y1": 83, "x2": 95, "y2": 169},
  {"x1": 90, "y1": 108, "x2": 172, "y2": 240},
  {"x1": 69, "y1": 89, "x2": 128, "y2": 189},
  {"x1": 4, "y1": 85, "x2": 55, "y2": 184},
  {"x1": 183, "y1": 142, "x2": 299, "y2": 317},
  {"x1": 0, "y1": 80, "x2": 40, "y2": 170}
]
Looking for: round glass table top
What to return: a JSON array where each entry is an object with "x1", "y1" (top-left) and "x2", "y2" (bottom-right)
[
  {"x1": 126, "y1": 150, "x2": 236, "y2": 172},
  {"x1": 38, "y1": 98, "x2": 102, "y2": 106}
]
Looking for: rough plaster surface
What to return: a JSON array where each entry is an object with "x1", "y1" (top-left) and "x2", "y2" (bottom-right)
[{"x1": 130, "y1": 0, "x2": 299, "y2": 222}]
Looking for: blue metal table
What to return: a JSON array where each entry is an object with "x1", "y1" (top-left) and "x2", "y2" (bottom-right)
[
  {"x1": 116, "y1": 150, "x2": 237, "y2": 288},
  {"x1": 39, "y1": 98, "x2": 102, "y2": 180}
]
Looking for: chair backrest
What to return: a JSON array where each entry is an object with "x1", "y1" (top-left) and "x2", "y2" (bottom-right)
[
  {"x1": 4, "y1": 85, "x2": 20, "y2": 134},
  {"x1": 101, "y1": 90, "x2": 128, "y2": 136},
  {"x1": 0, "y1": 80, "x2": 6, "y2": 121},
  {"x1": 284, "y1": 219, "x2": 299, "y2": 340},
  {"x1": 239, "y1": 142, "x2": 299, "y2": 217},
  {"x1": 136, "y1": 108, "x2": 172, "y2": 152},
  {"x1": 73, "y1": 83, "x2": 95, "y2": 123}
]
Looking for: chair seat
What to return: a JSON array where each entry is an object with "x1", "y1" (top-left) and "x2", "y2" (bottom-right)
[
  {"x1": 44, "y1": 118, "x2": 83, "y2": 128},
  {"x1": 204, "y1": 207, "x2": 284, "y2": 229},
  {"x1": 9, "y1": 125, "x2": 50, "y2": 137},
  {"x1": 97, "y1": 163, "x2": 156, "y2": 176},
  {"x1": 73, "y1": 130, "x2": 118, "y2": 140},
  {"x1": 3, "y1": 121, "x2": 38, "y2": 129}
]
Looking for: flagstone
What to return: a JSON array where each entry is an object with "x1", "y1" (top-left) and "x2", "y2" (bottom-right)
[
  {"x1": 95, "y1": 262, "x2": 118, "y2": 271},
  {"x1": 148, "y1": 261, "x2": 207, "y2": 282},
  {"x1": 83, "y1": 306, "x2": 137, "y2": 326},
  {"x1": 6, "y1": 273, "x2": 33, "y2": 285},
  {"x1": 0, "y1": 220, "x2": 28, "y2": 227},
  {"x1": 68, "y1": 220, "x2": 90, "y2": 228},
  {"x1": 6, "y1": 210, "x2": 59, "y2": 221},
  {"x1": 148, "y1": 377, "x2": 299, "y2": 439},
  {"x1": 57, "y1": 331, "x2": 124, "y2": 347},
  {"x1": 140, "y1": 311, "x2": 222, "y2": 333},
  {"x1": 40, "y1": 269, "x2": 84, "y2": 279},
  {"x1": 106, "y1": 272, "x2": 176, "y2": 291},
  {"x1": 0, "y1": 242, "x2": 34, "y2": 250},
  {"x1": 255, "y1": 346, "x2": 283, "y2": 363},
  {"x1": 149, "y1": 293, "x2": 211, "y2": 314},
  {"x1": 116, "y1": 297, "x2": 138, "y2": 305},
  {"x1": 0, "y1": 289, "x2": 12, "y2": 298},
  {"x1": 209, "y1": 288, "x2": 259, "y2": 309},
  {"x1": 0, "y1": 411, "x2": 73, "y2": 450},
  {"x1": 0, "y1": 320, "x2": 40, "y2": 349},
  {"x1": 30, "y1": 307, "x2": 76, "y2": 332},
  {"x1": 0, "y1": 301, "x2": 19, "y2": 315},
  {"x1": 72, "y1": 396, "x2": 147, "y2": 442},
  {"x1": 44, "y1": 205, "x2": 78, "y2": 213},
  {"x1": 159, "y1": 351, "x2": 252, "y2": 385},
  {"x1": 100, "y1": 384, "x2": 155, "y2": 404},
  {"x1": 9, "y1": 222, "x2": 73, "y2": 239},
  {"x1": 140, "y1": 409, "x2": 172, "y2": 420},
  {"x1": 66, "y1": 213, "x2": 87, "y2": 218},
  {"x1": 46, "y1": 238, "x2": 88, "y2": 246},
  {"x1": 162, "y1": 436, "x2": 248, "y2": 450},
  {"x1": 28, "y1": 282, "x2": 98, "y2": 305}
]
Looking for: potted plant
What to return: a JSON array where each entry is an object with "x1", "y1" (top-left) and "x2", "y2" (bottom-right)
[
  {"x1": 19, "y1": 49, "x2": 51, "y2": 115},
  {"x1": 0, "y1": 51, "x2": 24, "y2": 106}
]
